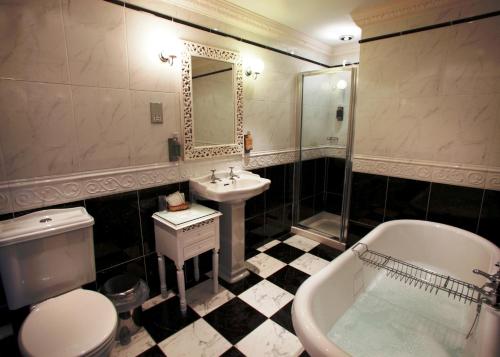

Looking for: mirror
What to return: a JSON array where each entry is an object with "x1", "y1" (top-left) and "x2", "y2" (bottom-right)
[
  {"x1": 181, "y1": 41, "x2": 243, "y2": 160},
  {"x1": 192, "y1": 57, "x2": 234, "y2": 146}
]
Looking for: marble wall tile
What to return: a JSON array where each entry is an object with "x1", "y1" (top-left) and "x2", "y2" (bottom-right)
[
  {"x1": 61, "y1": 0, "x2": 129, "y2": 88},
  {"x1": 356, "y1": 16, "x2": 500, "y2": 171},
  {"x1": 440, "y1": 17, "x2": 500, "y2": 96},
  {"x1": 0, "y1": 79, "x2": 77, "y2": 180},
  {"x1": 246, "y1": 99, "x2": 294, "y2": 151},
  {"x1": 417, "y1": 94, "x2": 499, "y2": 165},
  {"x1": 130, "y1": 90, "x2": 180, "y2": 165},
  {"x1": 125, "y1": 8, "x2": 181, "y2": 92},
  {"x1": 398, "y1": 27, "x2": 454, "y2": 98},
  {"x1": 0, "y1": 0, "x2": 68, "y2": 83},
  {"x1": 357, "y1": 37, "x2": 403, "y2": 99},
  {"x1": 485, "y1": 98, "x2": 500, "y2": 167},
  {"x1": 72, "y1": 86, "x2": 132, "y2": 171}
]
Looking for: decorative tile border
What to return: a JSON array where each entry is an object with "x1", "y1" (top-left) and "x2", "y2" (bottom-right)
[
  {"x1": 0, "y1": 147, "x2": 343, "y2": 214},
  {"x1": 2, "y1": 151, "x2": 497, "y2": 214},
  {"x1": 353, "y1": 155, "x2": 500, "y2": 191}
]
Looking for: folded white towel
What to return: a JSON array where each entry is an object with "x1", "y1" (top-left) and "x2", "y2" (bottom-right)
[{"x1": 166, "y1": 191, "x2": 185, "y2": 206}]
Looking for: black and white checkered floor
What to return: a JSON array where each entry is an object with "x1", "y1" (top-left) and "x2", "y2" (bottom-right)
[{"x1": 112, "y1": 234, "x2": 342, "y2": 357}]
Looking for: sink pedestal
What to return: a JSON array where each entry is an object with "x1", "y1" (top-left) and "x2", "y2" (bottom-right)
[
  {"x1": 189, "y1": 170, "x2": 271, "y2": 284},
  {"x1": 218, "y1": 201, "x2": 249, "y2": 283}
]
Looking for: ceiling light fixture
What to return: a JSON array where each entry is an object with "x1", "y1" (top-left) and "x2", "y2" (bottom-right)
[{"x1": 339, "y1": 34, "x2": 354, "y2": 41}]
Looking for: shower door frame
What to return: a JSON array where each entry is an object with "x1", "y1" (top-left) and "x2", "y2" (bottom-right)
[{"x1": 292, "y1": 66, "x2": 357, "y2": 246}]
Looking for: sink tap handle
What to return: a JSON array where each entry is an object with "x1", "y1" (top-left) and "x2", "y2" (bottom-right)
[
  {"x1": 210, "y1": 169, "x2": 220, "y2": 183},
  {"x1": 229, "y1": 167, "x2": 239, "y2": 179}
]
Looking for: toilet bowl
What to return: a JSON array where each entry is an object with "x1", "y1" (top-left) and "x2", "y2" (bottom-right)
[{"x1": 19, "y1": 289, "x2": 118, "y2": 357}]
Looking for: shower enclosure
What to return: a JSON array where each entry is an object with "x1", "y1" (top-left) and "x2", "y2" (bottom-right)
[{"x1": 292, "y1": 67, "x2": 357, "y2": 250}]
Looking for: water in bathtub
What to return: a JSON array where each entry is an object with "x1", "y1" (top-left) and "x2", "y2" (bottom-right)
[{"x1": 327, "y1": 269, "x2": 476, "y2": 357}]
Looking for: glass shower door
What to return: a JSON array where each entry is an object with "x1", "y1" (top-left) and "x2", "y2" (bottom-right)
[{"x1": 294, "y1": 68, "x2": 356, "y2": 243}]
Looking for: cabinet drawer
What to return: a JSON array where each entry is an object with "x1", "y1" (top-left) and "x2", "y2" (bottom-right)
[
  {"x1": 183, "y1": 237, "x2": 214, "y2": 260},
  {"x1": 181, "y1": 219, "x2": 216, "y2": 247}
]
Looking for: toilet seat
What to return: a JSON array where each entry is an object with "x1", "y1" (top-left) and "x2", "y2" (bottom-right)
[{"x1": 19, "y1": 289, "x2": 117, "y2": 357}]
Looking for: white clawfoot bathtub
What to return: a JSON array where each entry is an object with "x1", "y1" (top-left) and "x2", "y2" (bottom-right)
[{"x1": 292, "y1": 220, "x2": 500, "y2": 357}]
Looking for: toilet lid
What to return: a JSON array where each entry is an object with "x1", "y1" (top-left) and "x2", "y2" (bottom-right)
[{"x1": 19, "y1": 289, "x2": 117, "y2": 357}]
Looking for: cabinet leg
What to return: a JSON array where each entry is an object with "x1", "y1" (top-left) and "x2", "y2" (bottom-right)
[
  {"x1": 176, "y1": 264, "x2": 187, "y2": 314},
  {"x1": 194, "y1": 256, "x2": 200, "y2": 282},
  {"x1": 157, "y1": 254, "x2": 168, "y2": 298},
  {"x1": 212, "y1": 249, "x2": 219, "y2": 294}
]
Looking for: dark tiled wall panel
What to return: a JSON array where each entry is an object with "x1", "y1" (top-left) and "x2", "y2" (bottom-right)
[
  {"x1": 385, "y1": 177, "x2": 430, "y2": 221},
  {"x1": 245, "y1": 164, "x2": 295, "y2": 254},
  {"x1": 297, "y1": 157, "x2": 346, "y2": 222},
  {"x1": 349, "y1": 172, "x2": 387, "y2": 226},
  {"x1": 476, "y1": 190, "x2": 500, "y2": 247},
  {"x1": 347, "y1": 172, "x2": 499, "y2": 248},
  {"x1": 85, "y1": 191, "x2": 143, "y2": 271},
  {"x1": 427, "y1": 183, "x2": 483, "y2": 233}
]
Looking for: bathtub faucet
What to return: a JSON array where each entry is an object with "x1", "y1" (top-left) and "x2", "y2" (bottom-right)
[{"x1": 473, "y1": 262, "x2": 500, "y2": 309}]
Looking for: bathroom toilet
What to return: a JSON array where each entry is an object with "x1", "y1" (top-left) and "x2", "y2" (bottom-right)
[{"x1": 0, "y1": 207, "x2": 118, "y2": 356}]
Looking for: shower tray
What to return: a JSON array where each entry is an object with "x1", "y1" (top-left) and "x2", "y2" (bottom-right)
[{"x1": 299, "y1": 211, "x2": 341, "y2": 238}]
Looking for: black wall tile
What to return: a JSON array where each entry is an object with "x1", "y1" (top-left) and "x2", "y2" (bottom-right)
[
  {"x1": 0, "y1": 213, "x2": 14, "y2": 221},
  {"x1": 265, "y1": 165, "x2": 285, "y2": 211},
  {"x1": 245, "y1": 191, "x2": 265, "y2": 219},
  {"x1": 299, "y1": 197, "x2": 314, "y2": 222},
  {"x1": 477, "y1": 190, "x2": 500, "y2": 247},
  {"x1": 314, "y1": 158, "x2": 326, "y2": 196},
  {"x1": 284, "y1": 163, "x2": 294, "y2": 205},
  {"x1": 313, "y1": 193, "x2": 325, "y2": 213},
  {"x1": 300, "y1": 159, "x2": 315, "y2": 199},
  {"x1": 283, "y1": 204, "x2": 293, "y2": 228},
  {"x1": 95, "y1": 256, "x2": 147, "y2": 290},
  {"x1": 327, "y1": 157, "x2": 345, "y2": 194},
  {"x1": 85, "y1": 191, "x2": 143, "y2": 271},
  {"x1": 144, "y1": 252, "x2": 177, "y2": 297},
  {"x1": 246, "y1": 168, "x2": 266, "y2": 218},
  {"x1": 325, "y1": 193, "x2": 343, "y2": 215},
  {"x1": 346, "y1": 221, "x2": 374, "y2": 248},
  {"x1": 427, "y1": 183, "x2": 482, "y2": 233},
  {"x1": 266, "y1": 207, "x2": 288, "y2": 239},
  {"x1": 385, "y1": 177, "x2": 429, "y2": 221},
  {"x1": 138, "y1": 183, "x2": 183, "y2": 254},
  {"x1": 245, "y1": 214, "x2": 267, "y2": 249},
  {"x1": 349, "y1": 172, "x2": 387, "y2": 226}
]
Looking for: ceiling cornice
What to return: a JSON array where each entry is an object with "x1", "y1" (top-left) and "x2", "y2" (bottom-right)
[
  {"x1": 351, "y1": 0, "x2": 469, "y2": 27},
  {"x1": 160, "y1": 0, "x2": 335, "y2": 57}
]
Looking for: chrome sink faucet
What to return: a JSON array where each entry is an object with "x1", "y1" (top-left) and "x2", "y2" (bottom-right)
[
  {"x1": 210, "y1": 169, "x2": 221, "y2": 184},
  {"x1": 229, "y1": 167, "x2": 239, "y2": 182}
]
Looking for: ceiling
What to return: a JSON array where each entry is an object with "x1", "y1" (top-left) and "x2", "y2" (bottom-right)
[{"x1": 225, "y1": 0, "x2": 383, "y2": 47}]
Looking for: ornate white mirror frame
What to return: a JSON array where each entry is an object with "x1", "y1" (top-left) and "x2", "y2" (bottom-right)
[{"x1": 181, "y1": 41, "x2": 244, "y2": 160}]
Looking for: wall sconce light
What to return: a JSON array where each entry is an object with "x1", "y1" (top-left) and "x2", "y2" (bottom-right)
[
  {"x1": 159, "y1": 36, "x2": 181, "y2": 66},
  {"x1": 245, "y1": 58, "x2": 264, "y2": 79},
  {"x1": 159, "y1": 50, "x2": 176, "y2": 65}
]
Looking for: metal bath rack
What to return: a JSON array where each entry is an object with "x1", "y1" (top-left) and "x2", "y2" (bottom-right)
[{"x1": 351, "y1": 243, "x2": 480, "y2": 304}]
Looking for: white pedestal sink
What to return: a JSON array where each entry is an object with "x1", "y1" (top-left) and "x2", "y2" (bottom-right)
[{"x1": 190, "y1": 170, "x2": 270, "y2": 283}]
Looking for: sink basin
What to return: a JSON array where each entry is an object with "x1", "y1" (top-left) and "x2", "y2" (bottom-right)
[
  {"x1": 190, "y1": 170, "x2": 270, "y2": 203},
  {"x1": 189, "y1": 170, "x2": 271, "y2": 283}
]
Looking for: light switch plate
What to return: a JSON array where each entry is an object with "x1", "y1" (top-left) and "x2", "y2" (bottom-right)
[{"x1": 150, "y1": 102, "x2": 163, "y2": 124}]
